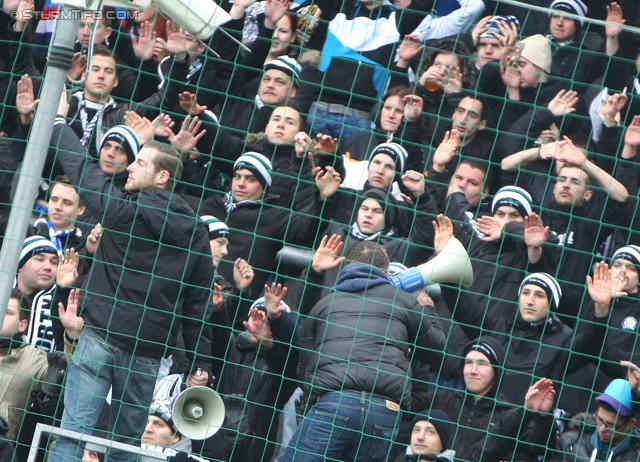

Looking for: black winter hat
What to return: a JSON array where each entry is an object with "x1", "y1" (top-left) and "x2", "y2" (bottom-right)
[{"x1": 410, "y1": 409, "x2": 453, "y2": 451}]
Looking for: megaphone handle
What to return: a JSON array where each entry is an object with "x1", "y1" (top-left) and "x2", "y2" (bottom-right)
[{"x1": 196, "y1": 368, "x2": 202, "y2": 377}]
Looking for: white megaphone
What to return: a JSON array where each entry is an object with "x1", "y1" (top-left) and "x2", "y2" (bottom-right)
[
  {"x1": 390, "y1": 238, "x2": 473, "y2": 292},
  {"x1": 172, "y1": 386, "x2": 225, "y2": 440}
]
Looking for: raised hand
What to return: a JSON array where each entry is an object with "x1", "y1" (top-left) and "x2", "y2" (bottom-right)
[
  {"x1": 470, "y1": 15, "x2": 492, "y2": 47},
  {"x1": 233, "y1": 258, "x2": 254, "y2": 290},
  {"x1": 605, "y1": 2, "x2": 625, "y2": 39},
  {"x1": 524, "y1": 213, "x2": 548, "y2": 248},
  {"x1": 243, "y1": 307, "x2": 273, "y2": 341},
  {"x1": 264, "y1": 0, "x2": 292, "y2": 28},
  {"x1": 15, "y1": 0, "x2": 34, "y2": 30},
  {"x1": 168, "y1": 116, "x2": 206, "y2": 158},
  {"x1": 596, "y1": 90, "x2": 628, "y2": 126},
  {"x1": 179, "y1": 91, "x2": 207, "y2": 116},
  {"x1": 620, "y1": 360, "x2": 640, "y2": 395},
  {"x1": 403, "y1": 94, "x2": 423, "y2": 123},
  {"x1": 397, "y1": 34, "x2": 423, "y2": 67},
  {"x1": 16, "y1": 74, "x2": 39, "y2": 123},
  {"x1": 86, "y1": 223, "x2": 103, "y2": 255},
  {"x1": 312, "y1": 234, "x2": 345, "y2": 273},
  {"x1": 59, "y1": 289, "x2": 84, "y2": 340},
  {"x1": 124, "y1": 110, "x2": 154, "y2": 145},
  {"x1": 315, "y1": 166, "x2": 341, "y2": 200},
  {"x1": 67, "y1": 52, "x2": 88, "y2": 82},
  {"x1": 212, "y1": 282, "x2": 224, "y2": 311},
  {"x1": 587, "y1": 261, "x2": 624, "y2": 316},
  {"x1": 624, "y1": 115, "x2": 640, "y2": 147},
  {"x1": 264, "y1": 282, "x2": 288, "y2": 319},
  {"x1": 152, "y1": 113, "x2": 175, "y2": 138},
  {"x1": 432, "y1": 130, "x2": 460, "y2": 172},
  {"x1": 57, "y1": 248, "x2": 79, "y2": 288},
  {"x1": 164, "y1": 21, "x2": 188, "y2": 56},
  {"x1": 131, "y1": 20, "x2": 157, "y2": 60},
  {"x1": 547, "y1": 89, "x2": 579, "y2": 117},
  {"x1": 524, "y1": 378, "x2": 555, "y2": 413},
  {"x1": 476, "y1": 215, "x2": 505, "y2": 242},
  {"x1": 315, "y1": 133, "x2": 338, "y2": 153},
  {"x1": 433, "y1": 214, "x2": 454, "y2": 254}
]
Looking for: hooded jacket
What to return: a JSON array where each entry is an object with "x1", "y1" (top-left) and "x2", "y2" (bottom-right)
[
  {"x1": 558, "y1": 414, "x2": 640, "y2": 462},
  {"x1": 51, "y1": 122, "x2": 213, "y2": 370},
  {"x1": 298, "y1": 263, "x2": 446, "y2": 410},
  {"x1": 443, "y1": 283, "x2": 607, "y2": 405}
]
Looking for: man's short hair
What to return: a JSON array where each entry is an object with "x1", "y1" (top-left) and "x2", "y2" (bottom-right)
[
  {"x1": 344, "y1": 241, "x2": 390, "y2": 272},
  {"x1": 557, "y1": 163, "x2": 593, "y2": 187},
  {"x1": 146, "y1": 141, "x2": 183, "y2": 190},
  {"x1": 51, "y1": 174, "x2": 84, "y2": 208},
  {"x1": 458, "y1": 92, "x2": 491, "y2": 122},
  {"x1": 597, "y1": 401, "x2": 634, "y2": 423},
  {"x1": 11, "y1": 288, "x2": 30, "y2": 323},
  {"x1": 458, "y1": 158, "x2": 493, "y2": 187},
  {"x1": 92, "y1": 43, "x2": 119, "y2": 67}
]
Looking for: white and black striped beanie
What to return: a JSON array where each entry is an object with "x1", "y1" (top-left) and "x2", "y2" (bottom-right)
[
  {"x1": 519, "y1": 272, "x2": 562, "y2": 311},
  {"x1": 549, "y1": 0, "x2": 588, "y2": 27},
  {"x1": 234, "y1": 152, "x2": 273, "y2": 189},
  {"x1": 491, "y1": 186, "x2": 533, "y2": 218},
  {"x1": 200, "y1": 215, "x2": 230, "y2": 241},
  {"x1": 19, "y1": 236, "x2": 58, "y2": 270},
  {"x1": 612, "y1": 245, "x2": 640, "y2": 272},
  {"x1": 101, "y1": 125, "x2": 141, "y2": 164},
  {"x1": 368, "y1": 142, "x2": 408, "y2": 175}
]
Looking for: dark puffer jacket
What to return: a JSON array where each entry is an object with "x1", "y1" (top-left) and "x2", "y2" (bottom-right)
[{"x1": 298, "y1": 263, "x2": 446, "y2": 410}]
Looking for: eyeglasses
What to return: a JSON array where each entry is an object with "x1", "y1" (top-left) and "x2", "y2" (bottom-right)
[{"x1": 592, "y1": 413, "x2": 628, "y2": 432}]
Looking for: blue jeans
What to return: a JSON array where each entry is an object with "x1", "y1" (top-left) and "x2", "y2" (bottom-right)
[
  {"x1": 282, "y1": 391, "x2": 399, "y2": 462},
  {"x1": 308, "y1": 103, "x2": 374, "y2": 140},
  {"x1": 49, "y1": 327, "x2": 160, "y2": 462}
]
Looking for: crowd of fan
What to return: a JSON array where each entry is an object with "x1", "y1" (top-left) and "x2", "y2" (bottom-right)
[{"x1": 1, "y1": 0, "x2": 640, "y2": 460}]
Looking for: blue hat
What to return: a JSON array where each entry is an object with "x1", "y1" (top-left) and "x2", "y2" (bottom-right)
[{"x1": 595, "y1": 379, "x2": 634, "y2": 417}]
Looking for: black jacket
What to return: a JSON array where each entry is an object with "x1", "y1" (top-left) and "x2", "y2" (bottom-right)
[
  {"x1": 197, "y1": 191, "x2": 327, "y2": 327},
  {"x1": 52, "y1": 122, "x2": 214, "y2": 370},
  {"x1": 444, "y1": 284, "x2": 607, "y2": 405},
  {"x1": 216, "y1": 311, "x2": 298, "y2": 462},
  {"x1": 558, "y1": 417, "x2": 640, "y2": 462},
  {"x1": 298, "y1": 263, "x2": 446, "y2": 410}
]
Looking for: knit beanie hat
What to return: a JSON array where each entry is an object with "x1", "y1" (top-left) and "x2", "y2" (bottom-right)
[
  {"x1": 368, "y1": 142, "x2": 408, "y2": 176},
  {"x1": 357, "y1": 188, "x2": 398, "y2": 232},
  {"x1": 519, "y1": 272, "x2": 562, "y2": 311},
  {"x1": 549, "y1": 0, "x2": 588, "y2": 27},
  {"x1": 462, "y1": 336, "x2": 505, "y2": 368},
  {"x1": 461, "y1": 336, "x2": 506, "y2": 388},
  {"x1": 518, "y1": 34, "x2": 552, "y2": 73},
  {"x1": 410, "y1": 409, "x2": 453, "y2": 451},
  {"x1": 19, "y1": 236, "x2": 58, "y2": 270},
  {"x1": 200, "y1": 215, "x2": 229, "y2": 241},
  {"x1": 234, "y1": 152, "x2": 273, "y2": 190},
  {"x1": 149, "y1": 396, "x2": 179, "y2": 435},
  {"x1": 101, "y1": 125, "x2": 141, "y2": 164},
  {"x1": 264, "y1": 56, "x2": 302, "y2": 86},
  {"x1": 612, "y1": 245, "x2": 640, "y2": 273},
  {"x1": 480, "y1": 15, "x2": 520, "y2": 40},
  {"x1": 491, "y1": 186, "x2": 532, "y2": 218}
]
